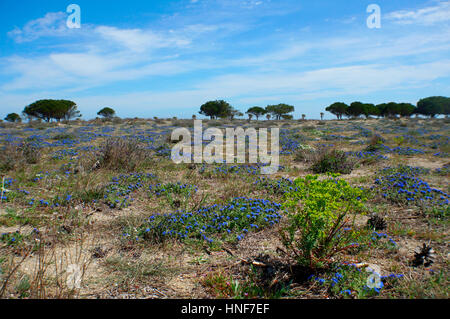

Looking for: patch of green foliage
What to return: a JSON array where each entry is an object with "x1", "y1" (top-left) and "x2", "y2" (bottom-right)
[
  {"x1": 148, "y1": 182, "x2": 198, "y2": 209},
  {"x1": 281, "y1": 175, "x2": 367, "y2": 268},
  {"x1": 311, "y1": 149, "x2": 355, "y2": 174},
  {"x1": 203, "y1": 266, "x2": 289, "y2": 299}
]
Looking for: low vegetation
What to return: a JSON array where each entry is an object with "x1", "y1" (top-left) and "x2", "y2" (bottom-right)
[{"x1": 0, "y1": 115, "x2": 448, "y2": 299}]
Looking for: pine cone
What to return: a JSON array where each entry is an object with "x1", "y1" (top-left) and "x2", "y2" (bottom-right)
[
  {"x1": 412, "y1": 244, "x2": 436, "y2": 267},
  {"x1": 367, "y1": 214, "x2": 387, "y2": 231}
]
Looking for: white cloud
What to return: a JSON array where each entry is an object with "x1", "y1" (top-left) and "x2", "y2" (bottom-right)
[
  {"x1": 7, "y1": 12, "x2": 69, "y2": 42},
  {"x1": 95, "y1": 26, "x2": 191, "y2": 52},
  {"x1": 0, "y1": 52, "x2": 203, "y2": 92},
  {"x1": 386, "y1": 1, "x2": 450, "y2": 25},
  {"x1": 193, "y1": 61, "x2": 450, "y2": 99},
  {"x1": 1, "y1": 59, "x2": 449, "y2": 119},
  {"x1": 1, "y1": 12, "x2": 230, "y2": 91},
  {"x1": 241, "y1": 0, "x2": 264, "y2": 9}
]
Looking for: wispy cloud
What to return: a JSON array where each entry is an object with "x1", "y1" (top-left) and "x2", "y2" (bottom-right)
[
  {"x1": 193, "y1": 60, "x2": 450, "y2": 98},
  {"x1": 386, "y1": 1, "x2": 450, "y2": 25},
  {"x1": 7, "y1": 12, "x2": 69, "y2": 43},
  {"x1": 1, "y1": 10, "x2": 232, "y2": 92},
  {"x1": 95, "y1": 26, "x2": 191, "y2": 53}
]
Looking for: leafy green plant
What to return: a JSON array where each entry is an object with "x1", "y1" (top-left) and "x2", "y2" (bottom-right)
[
  {"x1": 0, "y1": 209, "x2": 31, "y2": 227},
  {"x1": 393, "y1": 136, "x2": 405, "y2": 146},
  {"x1": 281, "y1": 175, "x2": 366, "y2": 268},
  {"x1": 0, "y1": 231, "x2": 26, "y2": 247},
  {"x1": 148, "y1": 182, "x2": 198, "y2": 209},
  {"x1": 202, "y1": 266, "x2": 289, "y2": 299},
  {"x1": 347, "y1": 228, "x2": 398, "y2": 254},
  {"x1": 424, "y1": 206, "x2": 449, "y2": 226},
  {"x1": 363, "y1": 136, "x2": 384, "y2": 153},
  {"x1": 15, "y1": 275, "x2": 31, "y2": 298}
]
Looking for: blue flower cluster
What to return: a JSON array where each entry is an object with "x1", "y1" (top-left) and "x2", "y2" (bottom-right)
[
  {"x1": 1, "y1": 178, "x2": 15, "y2": 200},
  {"x1": 309, "y1": 262, "x2": 404, "y2": 297},
  {"x1": 378, "y1": 145, "x2": 426, "y2": 156},
  {"x1": 435, "y1": 163, "x2": 450, "y2": 176},
  {"x1": 433, "y1": 151, "x2": 449, "y2": 158},
  {"x1": 134, "y1": 197, "x2": 283, "y2": 244},
  {"x1": 346, "y1": 151, "x2": 388, "y2": 160},
  {"x1": 371, "y1": 231, "x2": 398, "y2": 247},
  {"x1": 52, "y1": 148, "x2": 79, "y2": 160},
  {"x1": 380, "y1": 165, "x2": 430, "y2": 176},
  {"x1": 322, "y1": 134, "x2": 351, "y2": 141},
  {"x1": 253, "y1": 177, "x2": 296, "y2": 195},
  {"x1": 105, "y1": 173, "x2": 157, "y2": 209},
  {"x1": 279, "y1": 129, "x2": 306, "y2": 155},
  {"x1": 374, "y1": 169, "x2": 449, "y2": 206}
]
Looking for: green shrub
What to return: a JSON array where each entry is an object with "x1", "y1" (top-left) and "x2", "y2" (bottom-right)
[
  {"x1": 98, "y1": 137, "x2": 149, "y2": 172},
  {"x1": 20, "y1": 142, "x2": 41, "y2": 165},
  {"x1": 0, "y1": 142, "x2": 40, "y2": 172},
  {"x1": 203, "y1": 266, "x2": 289, "y2": 299},
  {"x1": 311, "y1": 149, "x2": 355, "y2": 174},
  {"x1": 365, "y1": 135, "x2": 384, "y2": 152},
  {"x1": 53, "y1": 133, "x2": 76, "y2": 141},
  {"x1": 0, "y1": 143, "x2": 22, "y2": 171},
  {"x1": 148, "y1": 182, "x2": 198, "y2": 209},
  {"x1": 281, "y1": 175, "x2": 366, "y2": 268},
  {"x1": 294, "y1": 148, "x2": 316, "y2": 163}
]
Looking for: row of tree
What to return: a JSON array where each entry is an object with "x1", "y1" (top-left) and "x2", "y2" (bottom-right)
[
  {"x1": 3, "y1": 100, "x2": 119, "y2": 123},
  {"x1": 5, "y1": 99, "x2": 295, "y2": 123},
  {"x1": 3, "y1": 96, "x2": 448, "y2": 123},
  {"x1": 326, "y1": 96, "x2": 450, "y2": 119},
  {"x1": 199, "y1": 100, "x2": 295, "y2": 120}
]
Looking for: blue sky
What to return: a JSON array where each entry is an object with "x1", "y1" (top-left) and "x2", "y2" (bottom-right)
[{"x1": 0, "y1": 0, "x2": 449, "y2": 120}]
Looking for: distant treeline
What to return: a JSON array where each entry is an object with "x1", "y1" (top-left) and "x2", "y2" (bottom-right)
[
  {"x1": 326, "y1": 96, "x2": 450, "y2": 120},
  {"x1": 2, "y1": 96, "x2": 450, "y2": 123}
]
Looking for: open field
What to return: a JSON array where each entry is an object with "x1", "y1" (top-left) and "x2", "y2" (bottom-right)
[{"x1": 0, "y1": 117, "x2": 448, "y2": 299}]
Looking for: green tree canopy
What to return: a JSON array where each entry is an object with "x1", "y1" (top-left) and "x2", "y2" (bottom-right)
[
  {"x1": 228, "y1": 108, "x2": 243, "y2": 120},
  {"x1": 4, "y1": 113, "x2": 21, "y2": 123},
  {"x1": 325, "y1": 102, "x2": 348, "y2": 120},
  {"x1": 199, "y1": 100, "x2": 232, "y2": 119},
  {"x1": 376, "y1": 103, "x2": 388, "y2": 117},
  {"x1": 265, "y1": 104, "x2": 295, "y2": 120},
  {"x1": 361, "y1": 103, "x2": 375, "y2": 118},
  {"x1": 398, "y1": 103, "x2": 416, "y2": 117},
  {"x1": 97, "y1": 107, "x2": 116, "y2": 119},
  {"x1": 23, "y1": 100, "x2": 80, "y2": 122},
  {"x1": 347, "y1": 102, "x2": 366, "y2": 118},
  {"x1": 385, "y1": 102, "x2": 401, "y2": 117},
  {"x1": 366, "y1": 103, "x2": 381, "y2": 117},
  {"x1": 246, "y1": 106, "x2": 267, "y2": 120},
  {"x1": 417, "y1": 96, "x2": 450, "y2": 117}
]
